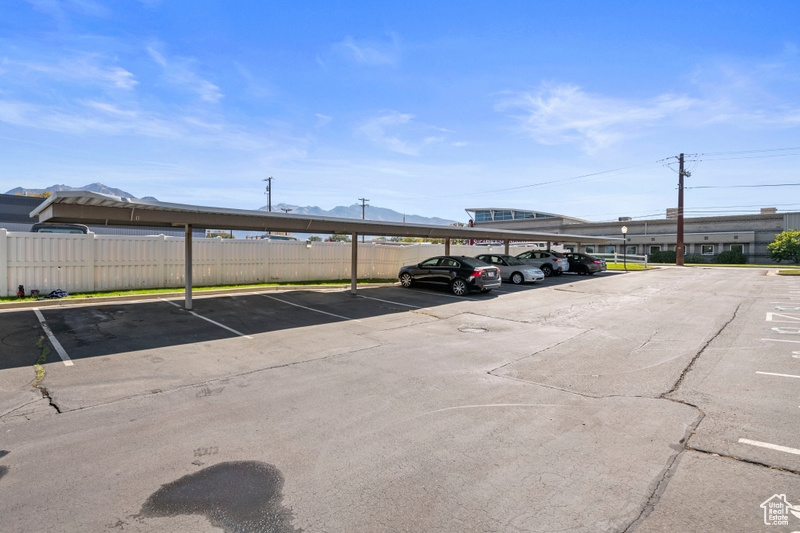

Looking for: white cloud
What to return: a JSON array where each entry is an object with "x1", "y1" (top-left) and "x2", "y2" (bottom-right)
[
  {"x1": 146, "y1": 46, "x2": 223, "y2": 103},
  {"x1": 7, "y1": 55, "x2": 138, "y2": 90},
  {"x1": 25, "y1": 0, "x2": 110, "y2": 18},
  {"x1": 356, "y1": 111, "x2": 446, "y2": 156},
  {"x1": 496, "y1": 83, "x2": 696, "y2": 153},
  {"x1": 334, "y1": 34, "x2": 400, "y2": 66}
]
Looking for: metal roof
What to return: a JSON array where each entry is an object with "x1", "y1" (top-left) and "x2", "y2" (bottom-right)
[{"x1": 32, "y1": 191, "x2": 620, "y2": 243}]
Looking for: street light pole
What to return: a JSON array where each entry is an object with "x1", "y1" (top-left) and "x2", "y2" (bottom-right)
[{"x1": 621, "y1": 226, "x2": 628, "y2": 271}]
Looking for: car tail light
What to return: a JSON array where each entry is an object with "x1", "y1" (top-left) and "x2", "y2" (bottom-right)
[{"x1": 592, "y1": 260, "x2": 602, "y2": 264}]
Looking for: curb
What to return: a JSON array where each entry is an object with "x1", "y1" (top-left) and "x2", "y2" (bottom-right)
[{"x1": 0, "y1": 282, "x2": 397, "y2": 310}]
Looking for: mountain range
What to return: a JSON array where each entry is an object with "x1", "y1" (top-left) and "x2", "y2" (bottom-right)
[
  {"x1": 6, "y1": 183, "x2": 158, "y2": 201},
  {"x1": 4, "y1": 183, "x2": 458, "y2": 225},
  {"x1": 264, "y1": 203, "x2": 457, "y2": 225}
]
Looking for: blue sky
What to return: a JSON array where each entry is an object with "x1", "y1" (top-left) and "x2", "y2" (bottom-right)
[{"x1": 2, "y1": 1, "x2": 800, "y2": 223}]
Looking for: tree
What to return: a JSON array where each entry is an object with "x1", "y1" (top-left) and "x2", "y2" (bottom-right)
[
  {"x1": 308, "y1": 235, "x2": 322, "y2": 242},
  {"x1": 768, "y1": 229, "x2": 800, "y2": 263},
  {"x1": 328, "y1": 234, "x2": 351, "y2": 242}
]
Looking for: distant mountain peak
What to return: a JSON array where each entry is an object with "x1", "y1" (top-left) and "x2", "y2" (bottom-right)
[
  {"x1": 258, "y1": 203, "x2": 457, "y2": 226},
  {"x1": 5, "y1": 183, "x2": 154, "y2": 201}
]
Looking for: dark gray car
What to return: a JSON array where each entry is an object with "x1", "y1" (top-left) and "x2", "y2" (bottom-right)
[{"x1": 398, "y1": 255, "x2": 502, "y2": 295}]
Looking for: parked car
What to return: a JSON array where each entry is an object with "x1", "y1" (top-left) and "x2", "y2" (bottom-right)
[
  {"x1": 564, "y1": 252, "x2": 607, "y2": 275},
  {"x1": 475, "y1": 254, "x2": 545, "y2": 284},
  {"x1": 398, "y1": 256, "x2": 502, "y2": 295},
  {"x1": 515, "y1": 250, "x2": 568, "y2": 277}
]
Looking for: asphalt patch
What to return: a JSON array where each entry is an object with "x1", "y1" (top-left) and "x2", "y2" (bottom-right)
[{"x1": 139, "y1": 461, "x2": 300, "y2": 533}]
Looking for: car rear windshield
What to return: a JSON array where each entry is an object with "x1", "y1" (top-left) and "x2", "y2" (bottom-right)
[{"x1": 459, "y1": 257, "x2": 488, "y2": 268}]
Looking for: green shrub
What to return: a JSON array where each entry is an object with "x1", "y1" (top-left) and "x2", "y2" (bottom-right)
[
  {"x1": 714, "y1": 250, "x2": 747, "y2": 264},
  {"x1": 683, "y1": 253, "x2": 706, "y2": 264},
  {"x1": 648, "y1": 250, "x2": 676, "y2": 263}
]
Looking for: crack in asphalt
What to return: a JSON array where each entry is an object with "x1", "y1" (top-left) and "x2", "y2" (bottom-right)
[{"x1": 663, "y1": 302, "x2": 743, "y2": 396}]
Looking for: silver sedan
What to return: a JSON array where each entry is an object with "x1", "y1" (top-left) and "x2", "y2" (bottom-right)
[{"x1": 475, "y1": 254, "x2": 545, "y2": 284}]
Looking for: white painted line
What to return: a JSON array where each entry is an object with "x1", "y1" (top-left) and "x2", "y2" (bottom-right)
[
  {"x1": 739, "y1": 438, "x2": 800, "y2": 456},
  {"x1": 761, "y1": 338, "x2": 800, "y2": 344},
  {"x1": 772, "y1": 327, "x2": 800, "y2": 334},
  {"x1": 756, "y1": 371, "x2": 800, "y2": 379},
  {"x1": 356, "y1": 294, "x2": 421, "y2": 308},
  {"x1": 160, "y1": 298, "x2": 253, "y2": 339},
  {"x1": 261, "y1": 294, "x2": 359, "y2": 322},
  {"x1": 32, "y1": 309, "x2": 73, "y2": 367},
  {"x1": 766, "y1": 312, "x2": 800, "y2": 322}
]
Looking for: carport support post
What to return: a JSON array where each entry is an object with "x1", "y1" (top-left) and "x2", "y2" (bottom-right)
[
  {"x1": 504, "y1": 240, "x2": 510, "y2": 255},
  {"x1": 350, "y1": 232, "x2": 358, "y2": 295},
  {"x1": 185, "y1": 224, "x2": 193, "y2": 310},
  {"x1": 444, "y1": 238, "x2": 451, "y2": 255}
]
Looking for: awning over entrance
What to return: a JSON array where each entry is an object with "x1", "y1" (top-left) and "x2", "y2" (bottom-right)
[{"x1": 32, "y1": 191, "x2": 621, "y2": 307}]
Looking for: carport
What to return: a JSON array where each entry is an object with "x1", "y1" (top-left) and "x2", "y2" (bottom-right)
[{"x1": 31, "y1": 191, "x2": 620, "y2": 309}]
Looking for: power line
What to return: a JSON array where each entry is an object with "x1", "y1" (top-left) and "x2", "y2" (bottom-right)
[{"x1": 688, "y1": 183, "x2": 800, "y2": 190}]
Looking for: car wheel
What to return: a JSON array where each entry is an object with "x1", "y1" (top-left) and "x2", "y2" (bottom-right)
[
  {"x1": 399, "y1": 273, "x2": 413, "y2": 288},
  {"x1": 579, "y1": 265, "x2": 588, "y2": 275},
  {"x1": 540, "y1": 264, "x2": 553, "y2": 277},
  {"x1": 554, "y1": 270, "x2": 563, "y2": 276},
  {"x1": 451, "y1": 278, "x2": 468, "y2": 296},
  {"x1": 510, "y1": 272, "x2": 524, "y2": 284},
  {"x1": 587, "y1": 271, "x2": 595, "y2": 275}
]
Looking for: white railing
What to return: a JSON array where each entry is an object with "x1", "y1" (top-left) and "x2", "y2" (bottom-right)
[
  {"x1": 0, "y1": 229, "x2": 535, "y2": 297},
  {"x1": 594, "y1": 252, "x2": 649, "y2": 267}
]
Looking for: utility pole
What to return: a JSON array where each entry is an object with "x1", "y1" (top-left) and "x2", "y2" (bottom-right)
[
  {"x1": 359, "y1": 197, "x2": 369, "y2": 243},
  {"x1": 263, "y1": 177, "x2": 273, "y2": 212},
  {"x1": 676, "y1": 154, "x2": 690, "y2": 266}
]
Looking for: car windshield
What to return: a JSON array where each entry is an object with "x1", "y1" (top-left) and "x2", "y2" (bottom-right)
[
  {"x1": 504, "y1": 256, "x2": 524, "y2": 265},
  {"x1": 551, "y1": 252, "x2": 566, "y2": 258}
]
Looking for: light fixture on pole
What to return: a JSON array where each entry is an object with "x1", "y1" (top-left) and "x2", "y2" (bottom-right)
[{"x1": 621, "y1": 226, "x2": 628, "y2": 271}]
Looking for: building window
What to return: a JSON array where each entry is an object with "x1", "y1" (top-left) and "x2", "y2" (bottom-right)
[
  {"x1": 513, "y1": 211, "x2": 534, "y2": 219},
  {"x1": 701, "y1": 245, "x2": 714, "y2": 255},
  {"x1": 585, "y1": 245, "x2": 595, "y2": 253},
  {"x1": 730, "y1": 244, "x2": 743, "y2": 253},
  {"x1": 604, "y1": 245, "x2": 615, "y2": 253},
  {"x1": 626, "y1": 245, "x2": 637, "y2": 254},
  {"x1": 649, "y1": 246, "x2": 661, "y2": 254},
  {"x1": 475, "y1": 210, "x2": 492, "y2": 222}
]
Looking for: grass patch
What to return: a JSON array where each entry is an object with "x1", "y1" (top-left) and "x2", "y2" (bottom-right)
[
  {"x1": 33, "y1": 336, "x2": 50, "y2": 386},
  {"x1": 777, "y1": 269, "x2": 800, "y2": 275},
  {"x1": 0, "y1": 279, "x2": 396, "y2": 304},
  {"x1": 605, "y1": 263, "x2": 648, "y2": 271}
]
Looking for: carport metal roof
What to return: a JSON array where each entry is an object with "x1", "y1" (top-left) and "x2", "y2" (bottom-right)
[{"x1": 32, "y1": 191, "x2": 620, "y2": 308}]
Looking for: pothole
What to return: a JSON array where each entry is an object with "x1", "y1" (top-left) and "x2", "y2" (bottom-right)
[{"x1": 459, "y1": 326, "x2": 487, "y2": 333}]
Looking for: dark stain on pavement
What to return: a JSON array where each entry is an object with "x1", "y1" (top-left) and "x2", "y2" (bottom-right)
[{"x1": 139, "y1": 461, "x2": 300, "y2": 533}]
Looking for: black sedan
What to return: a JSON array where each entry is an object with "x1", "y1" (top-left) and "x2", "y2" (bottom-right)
[
  {"x1": 398, "y1": 256, "x2": 502, "y2": 295},
  {"x1": 564, "y1": 252, "x2": 607, "y2": 275}
]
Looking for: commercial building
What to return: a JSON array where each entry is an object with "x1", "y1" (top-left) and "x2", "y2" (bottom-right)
[{"x1": 466, "y1": 207, "x2": 800, "y2": 263}]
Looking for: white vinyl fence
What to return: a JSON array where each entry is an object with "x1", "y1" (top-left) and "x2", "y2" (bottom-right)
[{"x1": 0, "y1": 229, "x2": 533, "y2": 297}]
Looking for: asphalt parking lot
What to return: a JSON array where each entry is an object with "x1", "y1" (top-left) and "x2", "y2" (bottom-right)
[{"x1": 1, "y1": 267, "x2": 799, "y2": 532}]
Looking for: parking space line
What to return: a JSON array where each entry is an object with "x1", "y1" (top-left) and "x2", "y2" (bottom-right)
[
  {"x1": 356, "y1": 295, "x2": 421, "y2": 308},
  {"x1": 756, "y1": 371, "x2": 800, "y2": 379},
  {"x1": 261, "y1": 294, "x2": 359, "y2": 322},
  {"x1": 160, "y1": 299, "x2": 253, "y2": 339},
  {"x1": 761, "y1": 338, "x2": 800, "y2": 344},
  {"x1": 738, "y1": 438, "x2": 800, "y2": 456},
  {"x1": 32, "y1": 309, "x2": 73, "y2": 367}
]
